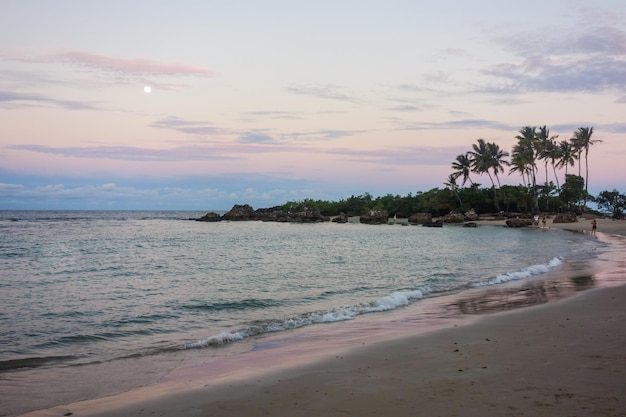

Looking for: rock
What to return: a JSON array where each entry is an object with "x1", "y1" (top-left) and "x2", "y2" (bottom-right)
[
  {"x1": 221, "y1": 204, "x2": 256, "y2": 221},
  {"x1": 552, "y1": 212, "x2": 578, "y2": 223},
  {"x1": 408, "y1": 213, "x2": 432, "y2": 224},
  {"x1": 464, "y1": 209, "x2": 479, "y2": 221},
  {"x1": 442, "y1": 212, "x2": 465, "y2": 223},
  {"x1": 254, "y1": 206, "x2": 286, "y2": 221},
  {"x1": 256, "y1": 205, "x2": 329, "y2": 223},
  {"x1": 505, "y1": 218, "x2": 533, "y2": 228},
  {"x1": 464, "y1": 222, "x2": 478, "y2": 227},
  {"x1": 195, "y1": 212, "x2": 221, "y2": 222},
  {"x1": 422, "y1": 220, "x2": 443, "y2": 227},
  {"x1": 285, "y1": 206, "x2": 329, "y2": 223},
  {"x1": 332, "y1": 213, "x2": 349, "y2": 223},
  {"x1": 359, "y1": 210, "x2": 389, "y2": 225}
]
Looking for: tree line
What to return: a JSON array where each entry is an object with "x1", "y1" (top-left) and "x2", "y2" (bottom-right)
[
  {"x1": 282, "y1": 126, "x2": 625, "y2": 219},
  {"x1": 449, "y1": 126, "x2": 600, "y2": 212}
]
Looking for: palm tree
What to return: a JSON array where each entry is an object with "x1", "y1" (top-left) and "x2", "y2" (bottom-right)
[
  {"x1": 536, "y1": 125, "x2": 559, "y2": 187},
  {"x1": 556, "y1": 140, "x2": 576, "y2": 183},
  {"x1": 487, "y1": 141, "x2": 510, "y2": 187},
  {"x1": 571, "y1": 127, "x2": 601, "y2": 198},
  {"x1": 451, "y1": 153, "x2": 474, "y2": 186},
  {"x1": 511, "y1": 126, "x2": 539, "y2": 210},
  {"x1": 444, "y1": 174, "x2": 462, "y2": 207},
  {"x1": 469, "y1": 139, "x2": 496, "y2": 188},
  {"x1": 468, "y1": 139, "x2": 509, "y2": 211}
]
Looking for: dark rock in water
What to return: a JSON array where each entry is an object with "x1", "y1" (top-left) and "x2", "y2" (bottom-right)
[
  {"x1": 220, "y1": 204, "x2": 329, "y2": 223},
  {"x1": 359, "y1": 210, "x2": 389, "y2": 225},
  {"x1": 442, "y1": 212, "x2": 465, "y2": 223},
  {"x1": 332, "y1": 213, "x2": 349, "y2": 223},
  {"x1": 506, "y1": 218, "x2": 533, "y2": 228},
  {"x1": 464, "y1": 222, "x2": 478, "y2": 227},
  {"x1": 408, "y1": 213, "x2": 432, "y2": 224},
  {"x1": 552, "y1": 212, "x2": 578, "y2": 223},
  {"x1": 196, "y1": 212, "x2": 221, "y2": 222},
  {"x1": 221, "y1": 204, "x2": 256, "y2": 221},
  {"x1": 255, "y1": 206, "x2": 286, "y2": 221},
  {"x1": 422, "y1": 220, "x2": 443, "y2": 227}
]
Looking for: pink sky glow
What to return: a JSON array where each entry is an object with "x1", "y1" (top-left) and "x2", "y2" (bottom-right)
[{"x1": 1, "y1": 1, "x2": 625, "y2": 209}]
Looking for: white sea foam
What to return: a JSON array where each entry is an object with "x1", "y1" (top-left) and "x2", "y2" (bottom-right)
[
  {"x1": 185, "y1": 288, "x2": 431, "y2": 348},
  {"x1": 473, "y1": 257, "x2": 563, "y2": 287}
]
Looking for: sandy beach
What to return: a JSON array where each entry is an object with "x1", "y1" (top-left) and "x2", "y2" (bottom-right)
[{"x1": 18, "y1": 217, "x2": 626, "y2": 417}]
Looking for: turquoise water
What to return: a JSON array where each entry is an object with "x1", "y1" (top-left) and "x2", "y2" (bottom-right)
[{"x1": 0, "y1": 210, "x2": 608, "y2": 415}]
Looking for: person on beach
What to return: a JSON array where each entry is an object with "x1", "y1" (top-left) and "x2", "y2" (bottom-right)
[
  {"x1": 534, "y1": 215, "x2": 539, "y2": 227},
  {"x1": 541, "y1": 216, "x2": 546, "y2": 228},
  {"x1": 591, "y1": 219, "x2": 597, "y2": 236}
]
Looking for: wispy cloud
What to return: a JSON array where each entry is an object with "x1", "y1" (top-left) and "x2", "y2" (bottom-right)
[
  {"x1": 285, "y1": 84, "x2": 361, "y2": 103},
  {"x1": 18, "y1": 50, "x2": 214, "y2": 78},
  {"x1": 483, "y1": 21, "x2": 626, "y2": 95},
  {"x1": 149, "y1": 116, "x2": 225, "y2": 136},
  {"x1": 236, "y1": 132, "x2": 276, "y2": 144},
  {"x1": 401, "y1": 119, "x2": 515, "y2": 131},
  {"x1": 0, "y1": 90, "x2": 99, "y2": 110},
  {"x1": 8, "y1": 144, "x2": 238, "y2": 162}
]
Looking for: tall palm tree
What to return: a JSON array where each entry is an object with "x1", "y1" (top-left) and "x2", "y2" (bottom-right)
[
  {"x1": 487, "y1": 141, "x2": 510, "y2": 187},
  {"x1": 511, "y1": 126, "x2": 539, "y2": 210},
  {"x1": 556, "y1": 140, "x2": 576, "y2": 182},
  {"x1": 451, "y1": 153, "x2": 474, "y2": 186},
  {"x1": 468, "y1": 139, "x2": 509, "y2": 211},
  {"x1": 549, "y1": 141, "x2": 563, "y2": 190},
  {"x1": 536, "y1": 125, "x2": 559, "y2": 186},
  {"x1": 469, "y1": 139, "x2": 496, "y2": 188},
  {"x1": 571, "y1": 127, "x2": 601, "y2": 197}
]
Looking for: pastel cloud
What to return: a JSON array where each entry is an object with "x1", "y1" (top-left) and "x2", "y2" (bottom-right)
[
  {"x1": 18, "y1": 50, "x2": 215, "y2": 77},
  {"x1": 0, "y1": 90, "x2": 99, "y2": 110},
  {"x1": 285, "y1": 84, "x2": 361, "y2": 103},
  {"x1": 483, "y1": 23, "x2": 626, "y2": 95}
]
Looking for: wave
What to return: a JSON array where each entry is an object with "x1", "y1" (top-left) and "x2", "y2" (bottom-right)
[
  {"x1": 0, "y1": 355, "x2": 78, "y2": 372},
  {"x1": 179, "y1": 298, "x2": 284, "y2": 312},
  {"x1": 473, "y1": 257, "x2": 563, "y2": 287},
  {"x1": 182, "y1": 287, "x2": 431, "y2": 349}
]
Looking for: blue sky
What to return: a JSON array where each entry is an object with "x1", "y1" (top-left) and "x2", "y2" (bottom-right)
[{"x1": 1, "y1": 1, "x2": 625, "y2": 210}]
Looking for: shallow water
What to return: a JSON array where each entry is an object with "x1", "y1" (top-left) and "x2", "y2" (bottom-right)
[{"x1": 0, "y1": 210, "x2": 612, "y2": 416}]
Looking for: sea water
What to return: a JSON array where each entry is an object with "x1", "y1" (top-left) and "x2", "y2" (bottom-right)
[{"x1": 0, "y1": 210, "x2": 607, "y2": 414}]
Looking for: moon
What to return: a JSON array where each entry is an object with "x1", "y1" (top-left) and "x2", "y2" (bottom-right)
[{"x1": 144, "y1": 86, "x2": 152, "y2": 93}]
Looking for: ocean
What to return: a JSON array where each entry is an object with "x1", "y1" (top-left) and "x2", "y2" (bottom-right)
[{"x1": 0, "y1": 210, "x2": 611, "y2": 415}]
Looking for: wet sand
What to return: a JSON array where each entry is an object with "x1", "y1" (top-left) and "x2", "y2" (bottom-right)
[{"x1": 16, "y1": 219, "x2": 626, "y2": 417}]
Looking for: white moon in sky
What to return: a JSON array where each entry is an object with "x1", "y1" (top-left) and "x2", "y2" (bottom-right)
[{"x1": 144, "y1": 86, "x2": 152, "y2": 93}]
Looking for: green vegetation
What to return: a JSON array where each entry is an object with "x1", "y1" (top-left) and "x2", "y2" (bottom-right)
[{"x1": 281, "y1": 126, "x2": 624, "y2": 218}]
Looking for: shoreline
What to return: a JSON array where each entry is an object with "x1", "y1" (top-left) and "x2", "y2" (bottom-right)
[{"x1": 16, "y1": 224, "x2": 626, "y2": 417}]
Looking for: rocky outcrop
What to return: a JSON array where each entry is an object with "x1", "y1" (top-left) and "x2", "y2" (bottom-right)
[
  {"x1": 281, "y1": 206, "x2": 329, "y2": 223},
  {"x1": 506, "y1": 218, "x2": 533, "y2": 228},
  {"x1": 196, "y1": 212, "x2": 221, "y2": 222},
  {"x1": 442, "y1": 212, "x2": 465, "y2": 223},
  {"x1": 218, "y1": 204, "x2": 329, "y2": 223},
  {"x1": 408, "y1": 213, "x2": 432, "y2": 224},
  {"x1": 221, "y1": 204, "x2": 256, "y2": 221},
  {"x1": 359, "y1": 210, "x2": 389, "y2": 225},
  {"x1": 552, "y1": 212, "x2": 578, "y2": 223}
]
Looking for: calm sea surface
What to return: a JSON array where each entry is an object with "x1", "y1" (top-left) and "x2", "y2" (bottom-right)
[{"x1": 0, "y1": 210, "x2": 608, "y2": 414}]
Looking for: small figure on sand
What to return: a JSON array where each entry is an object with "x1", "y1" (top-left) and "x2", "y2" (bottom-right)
[
  {"x1": 591, "y1": 219, "x2": 597, "y2": 236},
  {"x1": 541, "y1": 216, "x2": 546, "y2": 228},
  {"x1": 533, "y1": 215, "x2": 539, "y2": 227}
]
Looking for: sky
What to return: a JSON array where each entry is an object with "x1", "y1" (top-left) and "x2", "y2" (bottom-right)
[{"x1": 1, "y1": 0, "x2": 625, "y2": 210}]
